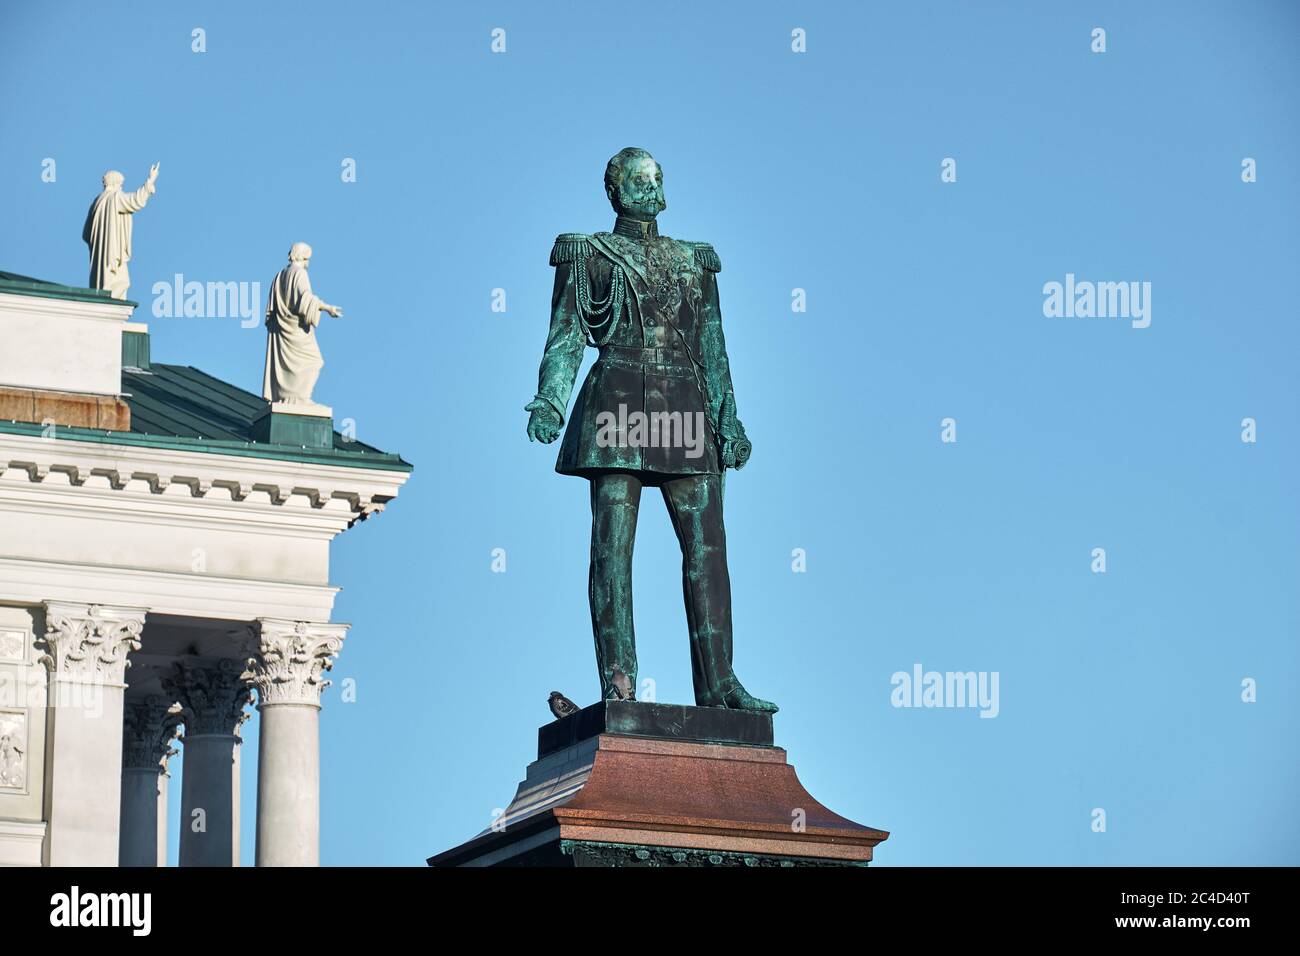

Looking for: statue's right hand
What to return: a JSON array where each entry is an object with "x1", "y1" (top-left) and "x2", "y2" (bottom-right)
[{"x1": 525, "y1": 399, "x2": 562, "y2": 443}]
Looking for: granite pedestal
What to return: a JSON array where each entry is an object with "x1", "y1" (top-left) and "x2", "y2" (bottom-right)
[{"x1": 428, "y1": 701, "x2": 888, "y2": 867}]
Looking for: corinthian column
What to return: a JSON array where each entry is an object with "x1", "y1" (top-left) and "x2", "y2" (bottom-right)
[
  {"x1": 38, "y1": 601, "x2": 146, "y2": 866},
  {"x1": 163, "y1": 659, "x2": 252, "y2": 867},
  {"x1": 243, "y1": 619, "x2": 348, "y2": 867},
  {"x1": 119, "y1": 696, "x2": 181, "y2": 866}
]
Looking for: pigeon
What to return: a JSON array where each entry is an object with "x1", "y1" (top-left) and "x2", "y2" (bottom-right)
[
  {"x1": 548, "y1": 691, "x2": 580, "y2": 719},
  {"x1": 610, "y1": 664, "x2": 635, "y2": 702}
]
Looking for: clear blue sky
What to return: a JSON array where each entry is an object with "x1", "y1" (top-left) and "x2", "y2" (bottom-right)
[{"x1": 1, "y1": 1, "x2": 1296, "y2": 866}]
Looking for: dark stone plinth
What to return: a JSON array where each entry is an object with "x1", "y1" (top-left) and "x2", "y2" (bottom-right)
[
  {"x1": 252, "y1": 408, "x2": 333, "y2": 448},
  {"x1": 429, "y1": 705, "x2": 889, "y2": 868},
  {"x1": 538, "y1": 700, "x2": 773, "y2": 758}
]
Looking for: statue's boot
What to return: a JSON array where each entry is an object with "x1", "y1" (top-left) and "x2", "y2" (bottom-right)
[{"x1": 697, "y1": 675, "x2": 779, "y2": 714}]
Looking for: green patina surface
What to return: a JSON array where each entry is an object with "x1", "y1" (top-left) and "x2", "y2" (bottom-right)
[
  {"x1": 252, "y1": 408, "x2": 334, "y2": 450},
  {"x1": 0, "y1": 270, "x2": 138, "y2": 308},
  {"x1": 121, "y1": 328, "x2": 151, "y2": 369},
  {"x1": 524, "y1": 148, "x2": 773, "y2": 713},
  {"x1": 0, "y1": 360, "x2": 410, "y2": 472}
]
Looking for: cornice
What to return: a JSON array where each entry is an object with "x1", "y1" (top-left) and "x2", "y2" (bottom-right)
[
  {"x1": 0, "y1": 431, "x2": 407, "y2": 528},
  {"x1": 0, "y1": 288, "x2": 137, "y2": 321}
]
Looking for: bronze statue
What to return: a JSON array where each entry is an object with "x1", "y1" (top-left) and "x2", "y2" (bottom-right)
[{"x1": 526, "y1": 147, "x2": 776, "y2": 714}]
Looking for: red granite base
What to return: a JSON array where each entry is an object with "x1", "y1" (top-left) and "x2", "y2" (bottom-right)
[{"x1": 430, "y1": 730, "x2": 888, "y2": 867}]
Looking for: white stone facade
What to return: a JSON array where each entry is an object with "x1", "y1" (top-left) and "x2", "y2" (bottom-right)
[{"x1": 0, "y1": 279, "x2": 409, "y2": 866}]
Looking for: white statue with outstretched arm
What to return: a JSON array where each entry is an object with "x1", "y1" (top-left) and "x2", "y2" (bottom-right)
[
  {"x1": 262, "y1": 242, "x2": 343, "y2": 408},
  {"x1": 82, "y1": 163, "x2": 159, "y2": 299}
]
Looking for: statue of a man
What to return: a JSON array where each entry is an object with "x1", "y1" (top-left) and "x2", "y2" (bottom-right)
[
  {"x1": 82, "y1": 164, "x2": 159, "y2": 299},
  {"x1": 263, "y1": 242, "x2": 343, "y2": 407},
  {"x1": 526, "y1": 147, "x2": 776, "y2": 713}
]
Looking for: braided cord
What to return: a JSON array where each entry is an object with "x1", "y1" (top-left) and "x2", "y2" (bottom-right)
[{"x1": 573, "y1": 248, "x2": 625, "y2": 346}]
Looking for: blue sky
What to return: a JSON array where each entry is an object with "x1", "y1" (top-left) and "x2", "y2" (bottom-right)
[{"x1": 1, "y1": 0, "x2": 1297, "y2": 865}]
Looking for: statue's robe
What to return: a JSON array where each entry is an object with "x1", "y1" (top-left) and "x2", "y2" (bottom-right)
[
  {"x1": 534, "y1": 217, "x2": 746, "y2": 483},
  {"x1": 82, "y1": 181, "x2": 155, "y2": 299},
  {"x1": 263, "y1": 263, "x2": 326, "y2": 404}
]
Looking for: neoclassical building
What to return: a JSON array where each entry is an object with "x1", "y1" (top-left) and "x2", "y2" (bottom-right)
[{"x1": 0, "y1": 271, "x2": 410, "y2": 866}]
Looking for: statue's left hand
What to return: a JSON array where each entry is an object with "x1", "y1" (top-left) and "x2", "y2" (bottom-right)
[
  {"x1": 148, "y1": 162, "x2": 160, "y2": 183},
  {"x1": 717, "y1": 397, "x2": 751, "y2": 470},
  {"x1": 324, "y1": 305, "x2": 343, "y2": 318},
  {"x1": 721, "y1": 434, "x2": 752, "y2": 470}
]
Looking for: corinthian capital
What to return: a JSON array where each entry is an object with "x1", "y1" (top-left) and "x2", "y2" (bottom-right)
[
  {"x1": 39, "y1": 602, "x2": 146, "y2": 685},
  {"x1": 122, "y1": 695, "x2": 183, "y2": 771},
  {"x1": 162, "y1": 658, "x2": 253, "y2": 736},
  {"x1": 243, "y1": 620, "x2": 348, "y2": 707}
]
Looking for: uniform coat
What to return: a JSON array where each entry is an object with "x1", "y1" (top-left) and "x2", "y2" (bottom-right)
[{"x1": 534, "y1": 217, "x2": 745, "y2": 483}]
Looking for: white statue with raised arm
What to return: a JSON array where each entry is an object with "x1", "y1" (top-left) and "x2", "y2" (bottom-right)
[
  {"x1": 262, "y1": 242, "x2": 343, "y2": 408},
  {"x1": 82, "y1": 163, "x2": 159, "y2": 299}
]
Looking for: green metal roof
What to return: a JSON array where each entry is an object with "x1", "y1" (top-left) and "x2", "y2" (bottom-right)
[
  {"x1": 0, "y1": 271, "x2": 408, "y2": 471},
  {"x1": 0, "y1": 270, "x2": 138, "y2": 308},
  {"x1": 112, "y1": 362, "x2": 411, "y2": 469}
]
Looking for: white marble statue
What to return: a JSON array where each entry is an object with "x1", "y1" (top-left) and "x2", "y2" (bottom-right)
[
  {"x1": 82, "y1": 164, "x2": 159, "y2": 299},
  {"x1": 262, "y1": 242, "x2": 343, "y2": 408}
]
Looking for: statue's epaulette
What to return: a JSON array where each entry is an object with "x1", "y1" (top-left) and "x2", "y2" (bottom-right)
[
  {"x1": 682, "y1": 241, "x2": 721, "y2": 273},
  {"x1": 550, "y1": 233, "x2": 592, "y2": 266}
]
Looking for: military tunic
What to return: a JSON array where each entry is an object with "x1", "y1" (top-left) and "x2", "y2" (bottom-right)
[{"x1": 533, "y1": 216, "x2": 745, "y2": 483}]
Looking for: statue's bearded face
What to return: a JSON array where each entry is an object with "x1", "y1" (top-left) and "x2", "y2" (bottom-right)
[{"x1": 613, "y1": 156, "x2": 666, "y2": 221}]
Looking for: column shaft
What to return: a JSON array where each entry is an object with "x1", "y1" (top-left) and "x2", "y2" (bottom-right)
[
  {"x1": 119, "y1": 694, "x2": 180, "y2": 867},
  {"x1": 119, "y1": 768, "x2": 165, "y2": 866},
  {"x1": 164, "y1": 658, "x2": 251, "y2": 868},
  {"x1": 255, "y1": 704, "x2": 320, "y2": 866},
  {"x1": 178, "y1": 733, "x2": 239, "y2": 866},
  {"x1": 156, "y1": 771, "x2": 168, "y2": 867},
  {"x1": 44, "y1": 687, "x2": 127, "y2": 865},
  {"x1": 39, "y1": 602, "x2": 145, "y2": 867},
  {"x1": 245, "y1": 619, "x2": 347, "y2": 868}
]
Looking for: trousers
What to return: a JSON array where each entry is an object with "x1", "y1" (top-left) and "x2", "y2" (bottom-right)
[{"x1": 588, "y1": 470, "x2": 734, "y2": 704}]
